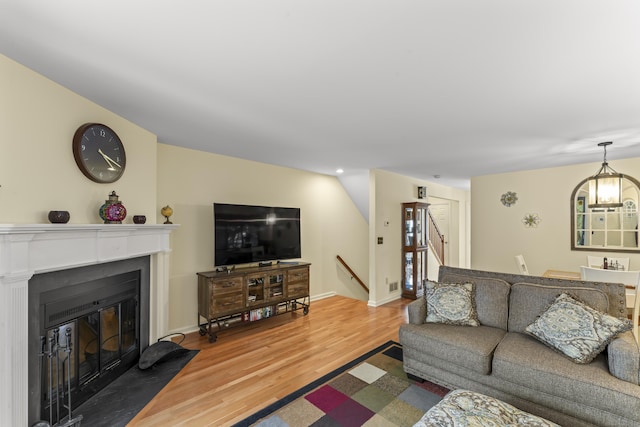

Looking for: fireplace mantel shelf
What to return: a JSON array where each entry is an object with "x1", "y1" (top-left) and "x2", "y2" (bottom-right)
[
  {"x1": 0, "y1": 223, "x2": 180, "y2": 233},
  {"x1": 0, "y1": 223, "x2": 179, "y2": 426}
]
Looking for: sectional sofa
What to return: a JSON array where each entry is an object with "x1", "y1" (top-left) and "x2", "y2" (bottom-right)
[{"x1": 399, "y1": 266, "x2": 640, "y2": 427}]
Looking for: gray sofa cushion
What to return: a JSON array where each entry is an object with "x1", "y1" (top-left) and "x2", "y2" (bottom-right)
[
  {"x1": 607, "y1": 331, "x2": 640, "y2": 384},
  {"x1": 407, "y1": 298, "x2": 427, "y2": 325},
  {"x1": 438, "y1": 272, "x2": 511, "y2": 329},
  {"x1": 439, "y1": 266, "x2": 627, "y2": 319},
  {"x1": 399, "y1": 323, "x2": 506, "y2": 375},
  {"x1": 492, "y1": 332, "x2": 640, "y2": 422},
  {"x1": 508, "y1": 282, "x2": 609, "y2": 333}
]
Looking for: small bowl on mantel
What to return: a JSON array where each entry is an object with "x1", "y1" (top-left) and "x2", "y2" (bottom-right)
[
  {"x1": 133, "y1": 215, "x2": 147, "y2": 224},
  {"x1": 48, "y1": 210, "x2": 70, "y2": 224}
]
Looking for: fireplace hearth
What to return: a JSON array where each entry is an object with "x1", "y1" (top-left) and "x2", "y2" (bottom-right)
[{"x1": 30, "y1": 258, "x2": 149, "y2": 424}]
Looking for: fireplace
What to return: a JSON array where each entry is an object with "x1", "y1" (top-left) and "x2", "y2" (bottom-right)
[
  {"x1": 29, "y1": 257, "x2": 150, "y2": 424},
  {"x1": 0, "y1": 224, "x2": 178, "y2": 427}
]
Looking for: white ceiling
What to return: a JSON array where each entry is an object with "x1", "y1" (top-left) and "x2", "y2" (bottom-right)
[{"x1": 2, "y1": 1, "x2": 640, "y2": 189}]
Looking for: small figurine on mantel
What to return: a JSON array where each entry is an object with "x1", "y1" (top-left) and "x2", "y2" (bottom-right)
[{"x1": 161, "y1": 205, "x2": 173, "y2": 224}]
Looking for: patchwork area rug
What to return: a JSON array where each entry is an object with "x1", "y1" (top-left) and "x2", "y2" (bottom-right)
[{"x1": 233, "y1": 341, "x2": 449, "y2": 427}]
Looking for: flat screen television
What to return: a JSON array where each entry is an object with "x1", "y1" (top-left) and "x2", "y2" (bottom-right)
[{"x1": 214, "y1": 203, "x2": 301, "y2": 267}]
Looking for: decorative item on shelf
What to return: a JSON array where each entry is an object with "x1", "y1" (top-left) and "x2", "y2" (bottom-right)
[
  {"x1": 48, "y1": 210, "x2": 70, "y2": 224},
  {"x1": 500, "y1": 191, "x2": 518, "y2": 207},
  {"x1": 161, "y1": 205, "x2": 173, "y2": 224},
  {"x1": 522, "y1": 213, "x2": 541, "y2": 228},
  {"x1": 587, "y1": 141, "x2": 624, "y2": 208},
  {"x1": 133, "y1": 215, "x2": 147, "y2": 224},
  {"x1": 99, "y1": 191, "x2": 127, "y2": 224},
  {"x1": 418, "y1": 186, "x2": 427, "y2": 199}
]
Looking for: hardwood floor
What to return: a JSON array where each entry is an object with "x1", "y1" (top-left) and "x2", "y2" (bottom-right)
[{"x1": 128, "y1": 295, "x2": 411, "y2": 427}]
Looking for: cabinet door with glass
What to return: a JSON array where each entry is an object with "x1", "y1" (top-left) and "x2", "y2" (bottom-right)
[{"x1": 402, "y1": 202, "x2": 429, "y2": 299}]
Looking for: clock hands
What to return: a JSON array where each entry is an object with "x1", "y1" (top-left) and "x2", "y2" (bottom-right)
[{"x1": 98, "y1": 148, "x2": 122, "y2": 170}]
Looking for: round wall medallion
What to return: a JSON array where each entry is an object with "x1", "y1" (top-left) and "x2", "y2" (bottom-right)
[{"x1": 501, "y1": 191, "x2": 518, "y2": 207}]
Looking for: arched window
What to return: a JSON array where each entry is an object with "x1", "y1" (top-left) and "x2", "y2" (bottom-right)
[{"x1": 571, "y1": 176, "x2": 640, "y2": 251}]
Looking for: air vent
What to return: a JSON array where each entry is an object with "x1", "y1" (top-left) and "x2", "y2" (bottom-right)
[
  {"x1": 389, "y1": 281, "x2": 398, "y2": 292},
  {"x1": 48, "y1": 301, "x2": 97, "y2": 324}
]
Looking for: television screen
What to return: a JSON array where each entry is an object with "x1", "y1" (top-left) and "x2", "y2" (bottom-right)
[{"x1": 214, "y1": 203, "x2": 301, "y2": 266}]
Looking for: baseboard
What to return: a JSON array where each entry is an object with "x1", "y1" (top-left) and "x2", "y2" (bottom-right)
[{"x1": 368, "y1": 293, "x2": 402, "y2": 307}]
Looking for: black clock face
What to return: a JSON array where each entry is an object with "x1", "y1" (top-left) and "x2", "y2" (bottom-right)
[{"x1": 72, "y1": 123, "x2": 126, "y2": 183}]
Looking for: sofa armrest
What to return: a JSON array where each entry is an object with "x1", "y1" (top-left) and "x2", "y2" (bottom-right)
[
  {"x1": 407, "y1": 298, "x2": 426, "y2": 324},
  {"x1": 607, "y1": 330, "x2": 640, "y2": 385}
]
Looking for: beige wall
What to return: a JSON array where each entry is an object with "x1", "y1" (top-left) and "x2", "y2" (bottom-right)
[
  {"x1": 370, "y1": 169, "x2": 470, "y2": 305},
  {"x1": 0, "y1": 54, "x2": 157, "y2": 223},
  {"x1": 3, "y1": 51, "x2": 474, "y2": 335},
  {"x1": 471, "y1": 157, "x2": 640, "y2": 276},
  {"x1": 1, "y1": 53, "x2": 370, "y2": 334},
  {"x1": 156, "y1": 144, "x2": 369, "y2": 331}
]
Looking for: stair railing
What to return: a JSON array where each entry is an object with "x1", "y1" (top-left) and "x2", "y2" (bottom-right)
[
  {"x1": 336, "y1": 255, "x2": 369, "y2": 293},
  {"x1": 428, "y1": 209, "x2": 445, "y2": 265}
]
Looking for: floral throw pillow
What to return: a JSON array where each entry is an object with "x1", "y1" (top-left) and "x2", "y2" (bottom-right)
[
  {"x1": 525, "y1": 293, "x2": 632, "y2": 364},
  {"x1": 425, "y1": 281, "x2": 480, "y2": 326}
]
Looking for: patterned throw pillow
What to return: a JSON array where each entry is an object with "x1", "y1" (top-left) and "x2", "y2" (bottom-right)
[
  {"x1": 525, "y1": 293, "x2": 632, "y2": 364},
  {"x1": 425, "y1": 281, "x2": 480, "y2": 326},
  {"x1": 415, "y1": 389, "x2": 561, "y2": 427}
]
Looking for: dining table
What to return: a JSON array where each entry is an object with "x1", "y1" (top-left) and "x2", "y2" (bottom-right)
[{"x1": 542, "y1": 269, "x2": 581, "y2": 280}]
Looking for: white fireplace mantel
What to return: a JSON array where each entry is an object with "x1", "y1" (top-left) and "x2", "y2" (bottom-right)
[{"x1": 0, "y1": 224, "x2": 178, "y2": 427}]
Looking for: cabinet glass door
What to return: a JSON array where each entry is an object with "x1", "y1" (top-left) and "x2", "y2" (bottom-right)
[
  {"x1": 267, "y1": 273, "x2": 284, "y2": 299},
  {"x1": 404, "y1": 252, "x2": 414, "y2": 291},
  {"x1": 416, "y1": 207, "x2": 427, "y2": 247},
  {"x1": 246, "y1": 275, "x2": 265, "y2": 305},
  {"x1": 404, "y1": 207, "x2": 414, "y2": 246},
  {"x1": 416, "y1": 250, "x2": 426, "y2": 294}
]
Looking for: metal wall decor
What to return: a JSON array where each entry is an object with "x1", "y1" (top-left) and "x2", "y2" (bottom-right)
[
  {"x1": 501, "y1": 191, "x2": 518, "y2": 207},
  {"x1": 522, "y1": 213, "x2": 541, "y2": 228}
]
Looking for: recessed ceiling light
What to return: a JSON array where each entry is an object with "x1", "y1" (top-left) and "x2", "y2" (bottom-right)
[{"x1": 336, "y1": 168, "x2": 344, "y2": 174}]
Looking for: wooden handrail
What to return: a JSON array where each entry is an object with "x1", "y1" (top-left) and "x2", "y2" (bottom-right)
[
  {"x1": 336, "y1": 255, "x2": 369, "y2": 293},
  {"x1": 428, "y1": 209, "x2": 445, "y2": 265}
]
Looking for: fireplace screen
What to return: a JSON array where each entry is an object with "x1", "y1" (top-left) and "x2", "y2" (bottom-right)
[{"x1": 40, "y1": 275, "x2": 139, "y2": 424}]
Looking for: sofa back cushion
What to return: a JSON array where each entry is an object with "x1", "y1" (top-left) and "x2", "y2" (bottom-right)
[
  {"x1": 438, "y1": 272, "x2": 511, "y2": 329},
  {"x1": 508, "y1": 282, "x2": 609, "y2": 333}
]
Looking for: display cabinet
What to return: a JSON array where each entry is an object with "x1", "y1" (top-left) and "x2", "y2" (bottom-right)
[{"x1": 402, "y1": 202, "x2": 429, "y2": 299}]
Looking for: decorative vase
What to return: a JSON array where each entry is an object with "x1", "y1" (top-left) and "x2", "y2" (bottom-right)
[
  {"x1": 133, "y1": 215, "x2": 146, "y2": 224},
  {"x1": 48, "y1": 210, "x2": 70, "y2": 224},
  {"x1": 99, "y1": 191, "x2": 127, "y2": 224}
]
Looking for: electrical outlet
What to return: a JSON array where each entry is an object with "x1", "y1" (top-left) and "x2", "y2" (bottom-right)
[
  {"x1": 377, "y1": 237, "x2": 383, "y2": 244},
  {"x1": 389, "y1": 281, "x2": 398, "y2": 292}
]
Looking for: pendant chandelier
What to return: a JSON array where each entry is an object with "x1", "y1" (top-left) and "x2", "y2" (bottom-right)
[{"x1": 587, "y1": 141, "x2": 624, "y2": 208}]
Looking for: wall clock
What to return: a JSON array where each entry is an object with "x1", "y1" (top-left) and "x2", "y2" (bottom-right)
[{"x1": 72, "y1": 123, "x2": 126, "y2": 183}]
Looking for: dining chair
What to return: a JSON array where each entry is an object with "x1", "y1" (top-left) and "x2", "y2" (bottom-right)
[
  {"x1": 514, "y1": 254, "x2": 529, "y2": 275},
  {"x1": 580, "y1": 266, "x2": 640, "y2": 340}
]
